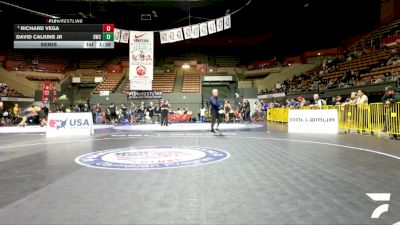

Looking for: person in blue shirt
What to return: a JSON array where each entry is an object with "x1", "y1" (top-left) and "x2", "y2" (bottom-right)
[{"x1": 209, "y1": 89, "x2": 223, "y2": 133}]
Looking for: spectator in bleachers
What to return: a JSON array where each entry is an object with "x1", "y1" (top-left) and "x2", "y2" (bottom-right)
[
  {"x1": 381, "y1": 86, "x2": 400, "y2": 137},
  {"x1": 382, "y1": 86, "x2": 400, "y2": 104},
  {"x1": 0, "y1": 83, "x2": 23, "y2": 97},
  {"x1": 81, "y1": 103, "x2": 89, "y2": 112},
  {"x1": 289, "y1": 98, "x2": 298, "y2": 108},
  {"x1": 310, "y1": 94, "x2": 326, "y2": 109},
  {"x1": 356, "y1": 90, "x2": 369, "y2": 104}
]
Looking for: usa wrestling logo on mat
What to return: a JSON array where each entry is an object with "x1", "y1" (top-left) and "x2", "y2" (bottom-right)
[{"x1": 75, "y1": 146, "x2": 230, "y2": 170}]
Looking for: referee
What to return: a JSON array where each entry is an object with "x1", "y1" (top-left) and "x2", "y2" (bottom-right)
[{"x1": 209, "y1": 89, "x2": 223, "y2": 133}]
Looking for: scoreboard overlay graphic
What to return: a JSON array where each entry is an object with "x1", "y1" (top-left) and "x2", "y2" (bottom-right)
[{"x1": 14, "y1": 24, "x2": 115, "y2": 49}]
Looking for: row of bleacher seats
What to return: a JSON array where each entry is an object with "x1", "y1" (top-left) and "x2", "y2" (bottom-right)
[
  {"x1": 93, "y1": 73, "x2": 124, "y2": 94},
  {"x1": 352, "y1": 18, "x2": 400, "y2": 49},
  {"x1": 182, "y1": 73, "x2": 201, "y2": 93},
  {"x1": 215, "y1": 56, "x2": 241, "y2": 67},
  {"x1": 79, "y1": 58, "x2": 106, "y2": 69},
  {"x1": 33, "y1": 55, "x2": 69, "y2": 67},
  {"x1": 123, "y1": 73, "x2": 176, "y2": 93},
  {"x1": 323, "y1": 47, "x2": 400, "y2": 80}
]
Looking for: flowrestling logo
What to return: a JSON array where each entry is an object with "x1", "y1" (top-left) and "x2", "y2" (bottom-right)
[{"x1": 75, "y1": 146, "x2": 230, "y2": 170}]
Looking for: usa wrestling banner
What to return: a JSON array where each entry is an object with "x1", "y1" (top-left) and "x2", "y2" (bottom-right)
[{"x1": 129, "y1": 31, "x2": 154, "y2": 90}]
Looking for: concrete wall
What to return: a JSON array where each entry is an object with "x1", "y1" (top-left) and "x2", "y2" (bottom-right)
[{"x1": 238, "y1": 88, "x2": 258, "y2": 99}]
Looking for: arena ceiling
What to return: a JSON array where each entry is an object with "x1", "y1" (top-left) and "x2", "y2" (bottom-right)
[{"x1": 1, "y1": 0, "x2": 381, "y2": 56}]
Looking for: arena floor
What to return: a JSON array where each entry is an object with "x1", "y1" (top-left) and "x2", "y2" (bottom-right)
[{"x1": 0, "y1": 122, "x2": 399, "y2": 225}]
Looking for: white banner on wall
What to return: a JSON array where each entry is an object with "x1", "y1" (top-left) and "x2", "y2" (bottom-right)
[
  {"x1": 129, "y1": 31, "x2": 154, "y2": 90},
  {"x1": 46, "y1": 112, "x2": 94, "y2": 137},
  {"x1": 288, "y1": 109, "x2": 339, "y2": 134},
  {"x1": 114, "y1": 28, "x2": 121, "y2": 43},
  {"x1": 120, "y1": 29, "x2": 130, "y2": 43},
  {"x1": 130, "y1": 79, "x2": 152, "y2": 91}
]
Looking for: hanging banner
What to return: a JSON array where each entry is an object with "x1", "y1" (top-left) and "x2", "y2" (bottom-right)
[
  {"x1": 129, "y1": 31, "x2": 154, "y2": 91},
  {"x1": 207, "y1": 20, "x2": 216, "y2": 34},
  {"x1": 175, "y1": 28, "x2": 184, "y2": 42},
  {"x1": 160, "y1": 31, "x2": 168, "y2": 44},
  {"x1": 224, "y1": 15, "x2": 231, "y2": 30},
  {"x1": 41, "y1": 82, "x2": 50, "y2": 104},
  {"x1": 200, "y1": 22, "x2": 208, "y2": 37},
  {"x1": 183, "y1": 26, "x2": 192, "y2": 39},
  {"x1": 114, "y1": 28, "x2": 121, "y2": 43},
  {"x1": 216, "y1": 17, "x2": 224, "y2": 32},
  {"x1": 120, "y1": 29, "x2": 130, "y2": 43},
  {"x1": 191, "y1": 24, "x2": 200, "y2": 39},
  {"x1": 130, "y1": 79, "x2": 152, "y2": 91},
  {"x1": 167, "y1": 29, "x2": 176, "y2": 43},
  {"x1": 52, "y1": 82, "x2": 57, "y2": 103}
]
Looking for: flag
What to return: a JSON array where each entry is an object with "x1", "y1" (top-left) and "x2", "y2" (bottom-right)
[
  {"x1": 183, "y1": 26, "x2": 192, "y2": 39},
  {"x1": 200, "y1": 22, "x2": 208, "y2": 37},
  {"x1": 160, "y1": 31, "x2": 168, "y2": 44},
  {"x1": 224, "y1": 15, "x2": 231, "y2": 30},
  {"x1": 114, "y1": 28, "x2": 121, "y2": 43},
  {"x1": 207, "y1": 20, "x2": 216, "y2": 34},
  {"x1": 175, "y1": 28, "x2": 184, "y2": 41},
  {"x1": 167, "y1": 29, "x2": 176, "y2": 43},
  {"x1": 120, "y1": 29, "x2": 130, "y2": 43},
  {"x1": 216, "y1": 17, "x2": 224, "y2": 32},
  {"x1": 191, "y1": 24, "x2": 200, "y2": 39}
]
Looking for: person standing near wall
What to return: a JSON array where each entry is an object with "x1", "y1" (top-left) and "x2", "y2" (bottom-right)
[
  {"x1": 199, "y1": 106, "x2": 206, "y2": 123},
  {"x1": 209, "y1": 89, "x2": 223, "y2": 133},
  {"x1": 160, "y1": 100, "x2": 170, "y2": 126}
]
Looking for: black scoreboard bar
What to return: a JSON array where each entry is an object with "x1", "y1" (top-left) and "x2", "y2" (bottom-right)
[{"x1": 14, "y1": 24, "x2": 115, "y2": 49}]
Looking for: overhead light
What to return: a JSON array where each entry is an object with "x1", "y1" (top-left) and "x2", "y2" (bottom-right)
[
  {"x1": 304, "y1": 3, "x2": 310, "y2": 8},
  {"x1": 317, "y1": 52, "x2": 321, "y2": 56},
  {"x1": 182, "y1": 63, "x2": 190, "y2": 69}
]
